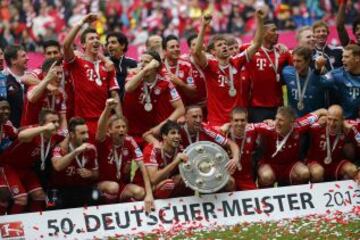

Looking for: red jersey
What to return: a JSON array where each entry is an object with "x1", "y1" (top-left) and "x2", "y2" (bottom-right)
[
  {"x1": 255, "y1": 114, "x2": 318, "y2": 164},
  {"x1": 228, "y1": 124, "x2": 258, "y2": 175},
  {"x1": 202, "y1": 51, "x2": 249, "y2": 126},
  {"x1": 64, "y1": 56, "x2": 119, "y2": 119},
  {"x1": 28, "y1": 68, "x2": 44, "y2": 81},
  {"x1": 21, "y1": 86, "x2": 66, "y2": 126},
  {"x1": 0, "y1": 120, "x2": 17, "y2": 154},
  {"x1": 240, "y1": 44, "x2": 292, "y2": 107},
  {"x1": 1, "y1": 128, "x2": 67, "y2": 169},
  {"x1": 348, "y1": 119, "x2": 360, "y2": 157},
  {"x1": 123, "y1": 71, "x2": 181, "y2": 136},
  {"x1": 307, "y1": 123, "x2": 357, "y2": 163},
  {"x1": 179, "y1": 122, "x2": 228, "y2": 148},
  {"x1": 96, "y1": 135, "x2": 143, "y2": 183},
  {"x1": 181, "y1": 54, "x2": 207, "y2": 106},
  {"x1": 164, "y1": 58, "x2": 198, "y2": 106},
  {"x1": 50, "y1": 143, "x2": 98, "y2": 187},
  {"x1": 143, "y1": 144, "x2": 181, "y2": 177}
]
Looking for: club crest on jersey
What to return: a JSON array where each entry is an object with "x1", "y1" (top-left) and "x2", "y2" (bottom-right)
[
  {"x1": 355, "y1": 132, "x2": 360, "y2": 143},
  {"x1": 186, "y1": 77, "x2": 194, "y2": 85},
  {"x1": 170, "y1": 88, "x2": 179, "y2": 98},
  {"x1": 135, "y1": 147, "x2": 143, "y2": 158},
  {"x1": 215, "y1": 135, "x2": 225, "y2": 144},
  {"x1": 293, "y1": 133, "x2": 299, "y2": 139},
  {"x1": 154, "y1": 88, "x2": 161, "y2": 95},
  {"x1": 122, "y1": 149, "x2": 129, "y2": 156},
  {"x1": 31, "y1": 148, "x2": 41, "y2": 157}
]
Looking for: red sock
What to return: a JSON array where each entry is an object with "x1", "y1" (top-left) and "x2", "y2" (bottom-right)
[
  {"x1": 29, "y1": 200, "x2": 45, "y2": 212},
  {"x1": 154, "y1": 179, "x2": 175, "y2": 199},
  {"x1": 9, "y1": 203, "x2": 25, "y2": 214}
]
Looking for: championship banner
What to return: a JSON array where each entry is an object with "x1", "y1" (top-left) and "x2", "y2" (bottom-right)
[{"x1": 0, "y1": 180, "x2": 359, "y2": 240}]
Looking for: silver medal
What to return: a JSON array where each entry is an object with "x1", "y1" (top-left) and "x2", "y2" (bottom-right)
[
  {"x1": 324, "y1": 156, "x2": 332, "y2": 165},
  {"x1": 297, "y1": 101, "x2": 304, "y2": 111},
  {"x1": 229, "y1": 88, "x2": 237, "y2": 97},
  {"x1": 144, "y1": 102, "x2": 153, "y2": 112}
]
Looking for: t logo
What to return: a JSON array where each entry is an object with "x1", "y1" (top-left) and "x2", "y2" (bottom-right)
[{"x1": 256, "y1": 58, "x2": 267, "y2": 71}]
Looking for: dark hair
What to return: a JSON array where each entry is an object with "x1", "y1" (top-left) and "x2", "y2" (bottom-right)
[
  {"x1": 352, "y1": 16, "x2": 360, "y2": 35},
  {"x1": 187, "y1": 33, "x2": 198, "y2": 47},
  {"x1": 4, "y1": 45, "x2": 24, "y2": 67},
  {"x1": 106, "y1": 32, "x2": 129, "y2": 52},
  {"x1": 68, "y1": 117, "x2": 86, "y2": 133},
  {"x1": 231, "y1": 107, "x2": 248, "y2": 118},
  {"x1": 344, "y1": 44, "x2": 360, "y2": 57},
  {"x1": 39, "y1": 108, "x2": 58, "y2": 125},
  {"x1": 207, "y1": 34, "x2": 227, "y2": 52},
  {"x1": 43, "y1": 40, "x2": 61, "y2": 52},
  {"x1": 41, "y1": 58, "x2": 61, "y2": 73},
  {"x1": 80, "y1": 28, "x2": 98, "y2": 44},
  {"x1": 163, "y1": 34, "x2": 179, "y2": 50},
  {"x1": 142, "y1": 50, "x2": 162, "y2": 64},
  {"x1": 277, "y1": 106, "x2": 296, "y2": 122},
  {"x1": 160, "y1": 120, "x2": 180, "y2": 138},
  {"x1": 292, "y1": 46, "x2": 313, "y2": 62}
]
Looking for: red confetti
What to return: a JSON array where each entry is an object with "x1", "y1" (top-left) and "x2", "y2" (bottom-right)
[
  {"x1": 217, "y1": 208, "x2": 223, "y2": 212},
  {"x1": 131, "y1": 227, "x2": 137, "y2": 231},
  {"x1": 105, "y1": 217, "x2": 113, "y2": 225},
  {"x1": 228, "y1": 192, "x2": 234, "y2": 196},
  {"x1": 83, "y1": 205, "x2": 88, "y2": 210},
  {"x1": 179, "y1": 198, "x2": 184, "y2": 202},
  {"x1": 195, "y1": 215, "x2": 203, "y2": 221},
  {"x1": 33, "y1": 226, "x2": 39, "y2": 231},
  {"x1": 335, "y1": 183, "x2": 340, "y2": 189},
  {"x1": 348, "y1": 185, "x2": 353, "y2": 189},
  {"x1": 159, "y1": 209, "x2": 166, "y2": 217},
  {"x1": 254, "y1": 208, "x2": 262, "y2": 214},
  {"x1": 310, "y1": 183, "x2": 313, "y2": 189},
  {"x1": 328, "y1": 189, "x2": 334, "y2": 192}
]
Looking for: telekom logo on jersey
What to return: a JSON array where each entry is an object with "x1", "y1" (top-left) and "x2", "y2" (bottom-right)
[{"x1": 256, "y1": 58, "x2": 267, "y2": 71}]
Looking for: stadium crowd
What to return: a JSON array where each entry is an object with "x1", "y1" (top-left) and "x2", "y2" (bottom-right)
[{"x1": 0, "y1": 0, "x2": 360, "y2": 215}]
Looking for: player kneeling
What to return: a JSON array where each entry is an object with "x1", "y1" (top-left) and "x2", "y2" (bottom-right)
[
  {"x1": 306, "y1": 105, "x2": 360, "y2": 183},
  {"x1": 50, "y1": 117, "x2": 99, "y2": 209},
  {"x1": 96, "y1": 99, "x2": 154, "y2": 212}
]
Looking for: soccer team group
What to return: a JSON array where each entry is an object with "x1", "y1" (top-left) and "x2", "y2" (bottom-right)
[{"x1": 0, "y1": 4, "x2": 360, "y2": 215}]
